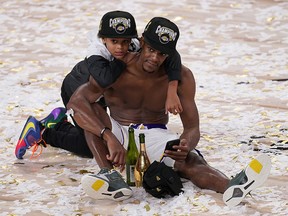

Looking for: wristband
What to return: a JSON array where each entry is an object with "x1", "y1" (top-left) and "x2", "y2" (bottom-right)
[{"x1": 100, "y1": 127, "x2": 111, "y2": 139}]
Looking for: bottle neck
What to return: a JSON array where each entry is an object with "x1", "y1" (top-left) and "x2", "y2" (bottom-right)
[
  {"x1": 140, "y1": 143, "x2": 146, "y2": 152},
  {"x1": 129, "y1": 133, "x2": 136, "y2": 144},
  {"x1": 128, "y1": 128, "x2": 137, "y2": 149}
]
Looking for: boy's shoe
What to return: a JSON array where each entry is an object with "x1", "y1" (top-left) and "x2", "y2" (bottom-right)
[
  {"x1": 15, "y1": 116, "x2": 45, "y2": 159},
  {"x1": 40, "y1": 107, "x2": 66, "y2": 128},
  {"x1": 81, "y1": 168, "x2": 133, "y2": 201},
  {"x1": 223, "y1": 154, "x2": 271, "y2": 207}
]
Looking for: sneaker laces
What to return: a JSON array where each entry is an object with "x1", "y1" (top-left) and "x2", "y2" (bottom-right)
[{"x1": 30, "y1": 139, "x2": 47, "y2": 159}]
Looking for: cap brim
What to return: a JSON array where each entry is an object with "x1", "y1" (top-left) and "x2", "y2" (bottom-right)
[
  {"x1": 98, "y1": 33, "x2": 138, "y2": 38},
  {"x1": 143, "y1": 36, "x2": 175, "y2": 56}
]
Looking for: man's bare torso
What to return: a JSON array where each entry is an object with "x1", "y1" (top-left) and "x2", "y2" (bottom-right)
[{"x1": 104, "y1": 53, "x2": 170, "y2": 126}]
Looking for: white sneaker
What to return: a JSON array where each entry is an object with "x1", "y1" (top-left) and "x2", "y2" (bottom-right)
[
  {"x1": 223, "y1": 154, "x2": 271, "y2": 207},
  {"x1": 81, "y1": 168, "x2": 132, "y2": 201}
]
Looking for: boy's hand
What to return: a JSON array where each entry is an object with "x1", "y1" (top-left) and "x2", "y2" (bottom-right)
[{"x1": 165, "y1": 93, "x2": 183, "y2": 115}]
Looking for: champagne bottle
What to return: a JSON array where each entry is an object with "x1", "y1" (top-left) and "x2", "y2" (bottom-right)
[
  {"x1": 135, "y1": 133, "x2": 151, "y2": 187},
  {"x1": 126, "y1": 127, "x2": 139, "y2": 186}
]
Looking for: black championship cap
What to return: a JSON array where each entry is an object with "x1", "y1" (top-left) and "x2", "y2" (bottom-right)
[
  {"x1": 142, "y1": 17, "x2": 179, "y2": 55},
  {"x1": 98, "y1": 11, "x2": 138, "y2": 38}
]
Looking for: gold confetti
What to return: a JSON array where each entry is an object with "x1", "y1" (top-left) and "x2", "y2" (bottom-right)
[
  {"x1": 78, "y1": 169, "x2": 93, "y2": 174},
  {"x1": 56, "y1": 170, "x2": 64, "y2": 174},
  {"x1": 230, "y1": 3, "x2": 241, "y2": 8},
  {"x1": 205, "y1": 146, "x2": 215, "y2": 150},
  {"x1": 192, "y1": 201, "x2": 199, "y2": 206},
  {"x1": 202, "y1": 134, "x2": 214, "y2": 142},
  {"x1": 120, "y1": 208, "x2": 128, "y2": 212},
  {"x1": 58, "y1": 180, "x2": 66, "y2": 186},
  {"x1": 40, "y1": 17, "x2": 49, "y2": 22},
  {"x1": 266, "y1": 16, "x2": 275, "y2": 23},
  {"x1": 260, "y1": 111, "x2": 268, "y2": 116},
  {"x1": 243, "y1": 56, "x2": 252, "y2": 61},
  {"x1": 9, "y1": 179, "x2": 18, "y2": 185},
  {"x1": 29, "y1": 78, "x2": 38, "y2": 82},
  {"x1": 11, "y1": 67, "x2": 23, "y2": 72},
  {"x1": 6, "y1": 105, "x2": 15, "y2": 111},
  {"x1": 1, "y1": 165, "x2": 8, "y2": 170},
  {"x1": 33, "y1": 108, "x2": 44, "y2": 116},
  {"x1": 144, "y1": 204, "x2": 150, "y2": 211}
]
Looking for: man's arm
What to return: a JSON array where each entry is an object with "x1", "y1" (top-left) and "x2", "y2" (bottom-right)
[
  {"x1": 67, "y1": 77, "x2": 127, "y2": 170},
  {"x1": 178, "y1": 66, "x2": 200, "y2": 150},
  {"x1": 67, "y1": 76, "x2": 108, "y2": 136}
]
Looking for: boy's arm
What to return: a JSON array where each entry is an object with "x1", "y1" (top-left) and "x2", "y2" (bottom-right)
[
  {"x1": 164, "y1": 51, "x2": 183, "y2": 114},
  {"x1": 165, "y1": 51, "x2": 182, "y2": 81},
  {"x1": 166, "y1": 80, "x2": 183, "y2": 115},
  {"x1": 85, "y1": 55, "x2": 126, "y2": 88}
]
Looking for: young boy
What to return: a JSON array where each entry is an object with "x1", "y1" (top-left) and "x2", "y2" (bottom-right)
[{"x1": 15, "y1": 10, "x2": 183, "y2": 159}]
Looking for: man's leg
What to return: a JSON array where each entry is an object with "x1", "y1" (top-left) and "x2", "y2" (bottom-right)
[
  {"x1": 174, "y1": 151, "x2": 230, "y2": 193},
  {"x1": 80, "y1": 103, "x2": 133, "y2": 201},
  {"x1": 175, "y1": 149, "x2": 271, "y2": 207},
  {"x1": 84, "y1": 102, "x2": 113, "y2": 166},
  {"x1": 84, "y1": 131, "x2": 112, "y2": 168}
]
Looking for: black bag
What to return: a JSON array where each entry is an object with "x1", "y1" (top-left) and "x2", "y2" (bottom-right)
[{"x1": 143, "y1": 161, "x2": 183, "y2": 198}]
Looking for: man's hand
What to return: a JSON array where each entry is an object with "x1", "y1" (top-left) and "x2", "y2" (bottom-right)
[
  {"x1": 163, "y1": 139, "x2": 189, "y2": 161},
  {"x1": 105, "y1": 135, "x2": 127, "y2": 172}
]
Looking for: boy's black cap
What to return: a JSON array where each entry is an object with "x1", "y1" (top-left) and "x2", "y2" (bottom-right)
[
  {"x1": 98, "y1": 11, "x2": 138, "y2": 38},
  {"x1": 142, "y1": 17, "x2": 179, "y2": 55}
]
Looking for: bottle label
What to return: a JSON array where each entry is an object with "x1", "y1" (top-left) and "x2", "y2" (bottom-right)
[{"x1": 129, "y1": 165, "x2": 136, "y2": 183}]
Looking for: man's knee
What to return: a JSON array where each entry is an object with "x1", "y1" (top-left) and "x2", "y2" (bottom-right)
[
  {"x1": 174, "y1": 151, "x2": 207, "y2": 177},
  {"x1": 186, "y1": 151, "x2": 207, "y2": 165}
]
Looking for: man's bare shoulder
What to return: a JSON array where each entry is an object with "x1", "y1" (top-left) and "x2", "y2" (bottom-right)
[
  {"x1": 181, "y1": 65, "x2": 195, "y2": 82},
  {"x1": 123, "y1": 52, "x2": 139, "y2": 64}
]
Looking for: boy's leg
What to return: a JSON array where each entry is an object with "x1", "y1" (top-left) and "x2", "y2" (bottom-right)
[
  {"x1": 43, "y1": 122, "x2": 93, "y2": 158},
  {"x1": 15, "y1": 107, "x2": 67, "y2": 159}
]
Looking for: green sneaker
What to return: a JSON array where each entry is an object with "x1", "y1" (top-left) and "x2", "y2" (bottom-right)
[
  {"x1": 81, "y1": 168, "x2": 132, "y2": 201},
  {"x1": 223, "y1": 154, "x2": 271, "y2": 207}
]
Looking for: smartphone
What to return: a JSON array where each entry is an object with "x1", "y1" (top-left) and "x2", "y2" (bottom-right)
[{"x1": 165, "y1": 139, "x2": 180, "y2": 151}]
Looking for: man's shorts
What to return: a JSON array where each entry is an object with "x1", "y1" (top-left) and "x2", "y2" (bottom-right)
[{"x1": 110, "y1": 117, "x2": 201, "y2": 167}]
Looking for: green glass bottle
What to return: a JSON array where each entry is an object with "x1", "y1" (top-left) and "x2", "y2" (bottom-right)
[
  {"x1": 126, "y1": 127, "x2": 139, "y2": 186},
  {"x1": 135, "y1": 133, "x2": 151, "y2": 187}
]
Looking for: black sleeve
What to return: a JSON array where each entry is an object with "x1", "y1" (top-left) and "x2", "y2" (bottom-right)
[
  {"x1": 164, "y1": 50, "x2": 182, "y2": 82},
  {"x1": 85, "y1": 55, "x2": 126, "y2": 88}
]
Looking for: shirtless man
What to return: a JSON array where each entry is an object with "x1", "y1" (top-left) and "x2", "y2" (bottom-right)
[{"x1": 67, "y1": 17, "x2": 271, "y2": 207}]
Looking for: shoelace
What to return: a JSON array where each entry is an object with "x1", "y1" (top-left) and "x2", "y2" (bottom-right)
[{"x1": 30, "y1": 139, "x2": 47, "y2": 159}]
